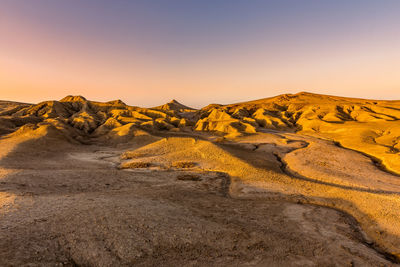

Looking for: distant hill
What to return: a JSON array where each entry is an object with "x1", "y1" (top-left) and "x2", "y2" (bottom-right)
[
  {"x1": 1, "y1": 92, "x2": 399, "y2": 173},
  {"x1": 154, "y1": 99, "x2": 196, "y2": 112}
]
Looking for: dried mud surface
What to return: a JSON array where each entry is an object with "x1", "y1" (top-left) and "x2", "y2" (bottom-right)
[{"x1": 0, "y1": 138, "x2": 396, "y2": 266}]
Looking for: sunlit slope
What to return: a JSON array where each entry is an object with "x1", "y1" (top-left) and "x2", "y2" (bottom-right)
[
  {"x1": 305, "y1": 121, "x2": 400, "y2": 174},
  {"x1": 196, "y1": 92, "x2": 400, "y2": 174},
  {"x1": 0, "y1": 96, "x2": 196, "y2": 143},
  {"x1": 120, "y1": 136, "x2": 400, "y2": 259}
]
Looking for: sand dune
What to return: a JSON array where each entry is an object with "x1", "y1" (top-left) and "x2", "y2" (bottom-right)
[{"x1": 0, "y1": 93, "x2": 400, "y2": 265}]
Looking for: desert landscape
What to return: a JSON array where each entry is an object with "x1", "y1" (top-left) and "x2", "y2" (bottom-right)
[{"x1": 0, "y1": 92, "x2": 399, "y2": 266}]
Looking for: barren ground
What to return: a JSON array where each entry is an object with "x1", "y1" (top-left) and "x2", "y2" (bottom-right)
[{"x1": 0, "y1": 132, "x2": 397, "y2": 266}]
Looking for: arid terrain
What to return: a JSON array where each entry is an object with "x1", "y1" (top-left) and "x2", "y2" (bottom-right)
[{"x1": 1, "y1": 92, "x2": 400, "y2": 266}]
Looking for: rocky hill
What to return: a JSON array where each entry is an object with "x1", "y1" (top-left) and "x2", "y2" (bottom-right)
[{"x1": 1, "y1": 92, "x2": 399, "y2": 172}]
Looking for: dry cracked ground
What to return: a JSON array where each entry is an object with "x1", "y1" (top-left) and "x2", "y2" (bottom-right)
[{"x1": 0, "y1": 93, "x2": 400, "y2": 266}]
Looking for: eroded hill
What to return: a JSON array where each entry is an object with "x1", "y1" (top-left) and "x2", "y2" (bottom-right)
[{"x1": 2, "y1": 92, "x2": 399, "y2": 173}]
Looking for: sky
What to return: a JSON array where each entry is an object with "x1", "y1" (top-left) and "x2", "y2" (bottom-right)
[{"x1": 1, "y1": 0, "x2": 400, "y2": 108}]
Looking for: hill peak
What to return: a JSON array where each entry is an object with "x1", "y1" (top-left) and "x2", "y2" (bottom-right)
[
  {"x1": 60, "y1": 95, "x2": 87, "y2": 103},
  {"x1": 169, "y1": 99, "x2": 180, "y2": 104},
  {"x1": 155, "y1": 99, "x2": 196, "y2": 111},
  {"x1": 107, "y1": 99, "x2": 126, "y2": 105}
]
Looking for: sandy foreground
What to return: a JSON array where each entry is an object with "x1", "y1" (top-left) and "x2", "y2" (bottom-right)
[{"x1": 1, "y1": 93, "x2": 400, "y2": 266}]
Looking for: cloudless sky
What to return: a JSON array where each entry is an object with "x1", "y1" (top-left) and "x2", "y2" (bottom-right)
[{"x1": 1, "y1": 0, "x2": 399, "y2": 107}]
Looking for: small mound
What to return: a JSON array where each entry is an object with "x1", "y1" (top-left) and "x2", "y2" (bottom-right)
[
  {"x1": 171, "y1": 161, "x2": 197, "y2": 168},
  {"x1": 119, "y1": 161, "x2": 152, "y2": 169}
]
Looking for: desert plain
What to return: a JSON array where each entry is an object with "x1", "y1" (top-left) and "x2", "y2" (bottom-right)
[{"x1": 0, "y1": 92, "x2": 400, "y2": 266}]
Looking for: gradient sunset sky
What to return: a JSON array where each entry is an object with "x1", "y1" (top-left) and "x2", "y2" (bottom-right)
[{"x1": 1, "y1": 0, "x2": 399, "y2": 107}]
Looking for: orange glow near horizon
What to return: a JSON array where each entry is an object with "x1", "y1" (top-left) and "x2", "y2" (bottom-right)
[{"x1": 1, "y1": 1, "x2": 400, "y2": 108}]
